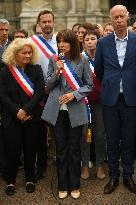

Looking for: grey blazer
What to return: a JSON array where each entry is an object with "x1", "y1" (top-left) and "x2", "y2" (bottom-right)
[{"x1": 41, "y1": 55, "x2": 93, "y2": 128}]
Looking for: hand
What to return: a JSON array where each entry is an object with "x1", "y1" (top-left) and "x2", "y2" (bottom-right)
[
  {"x1": 59, "y1": 93, "x2": 75, "y2": 104},
  {"x1": 17, "y1": 109, "x2": 27, "y2": 120},
  {"x1": 22, "y1": 115, "x2": 32, "y2": 122},
  {"x1": 56, "y1": 60, "x2": 64, "y2": 76}
]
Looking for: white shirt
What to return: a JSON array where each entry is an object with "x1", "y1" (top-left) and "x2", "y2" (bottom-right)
[
  {"x1": 114, "y1": 31, "x2": 128, "y2": 92},
  {"x1": 30, "y1": 34, "x2": 57, "y2": 82}
]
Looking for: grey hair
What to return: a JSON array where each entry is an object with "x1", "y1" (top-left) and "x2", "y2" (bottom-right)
[
  {"x1": 0, "y1": 19, "x2": 9, "y2": 25},
  {"x1": 110, "y1": 5, "x2": 128, "y2": 18}
]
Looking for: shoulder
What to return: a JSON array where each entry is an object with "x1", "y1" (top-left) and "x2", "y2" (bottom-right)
[
  {"x1": 81, "y1": 54, "x2": 88, "y2": 63},
  {"x1": 30, "y1": 64, "x2": 41, "y2": 68},
  {"x1": 27, "y1": 64, "x2": 44, "y2": 82},
  {"x1": 52, "y1": 34, "x2": 56, "y2": 39},
  {"x1": 81, "y1": 54, "x2": 89, "y2": 63},
  {"x1": 0, "y1": 64, "x2": 11, "y2": 81},
  {"x1": 0, "y1": 63, "x2": 9, "y2": 73},
  {"x1": 79, "y1": 55, "x2": 90, "y2": 68},
  {"x1": 128, "y1": 30, "x2": 136, "y2": 39},
  {"x1": 27, "y1": 64, "x2": 43, "y2": 74},
  {"x1": 28, "y1": 64, "x2": 41, "y2": 69},
  {"x1": 28, "y1": 34, "x2": 37, "y2": 39},
  {"x1": 98, "y1": 33, "x2": 113, "y2": 44},
  {"x1": 0, "y1": 60, "x2": 7, "y2": 70}
]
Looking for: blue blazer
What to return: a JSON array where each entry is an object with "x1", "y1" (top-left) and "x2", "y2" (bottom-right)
[{"x1": 94, "y1": 31, "x2": 136, "y2": 106}]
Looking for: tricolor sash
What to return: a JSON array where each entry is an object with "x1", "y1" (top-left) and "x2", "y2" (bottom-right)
[
  {"x1": 56, "y1": 56, "x2": 91, "y2": 125},
  {"x1": 82, "y1": 51, "x2": 95, "y2": 73},
  {"x1": 9, "y1": 66, "x2": 35, "y2": 97},
  {"x1": 31, "y1": 34, "x2": 58, "y2": 61}
]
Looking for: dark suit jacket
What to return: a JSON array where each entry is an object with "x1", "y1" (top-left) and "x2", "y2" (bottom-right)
[
  {"x1": 0, "y1": 64, "x2": 45, "y2": 128},
  {"x1": 0, "y1": 40, "x2": 11, "y2": 115},
  {"x1": 94, "y1": 31, "x2": 136, "y2": 106}
]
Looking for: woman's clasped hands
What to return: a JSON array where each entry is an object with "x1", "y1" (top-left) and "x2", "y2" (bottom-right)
[
  {"x1": 59, "y1": 93, "x2": 75, "y2": 104},
  {"x1": 17, "y1": 109, "x2": 32, "y2": 122}
]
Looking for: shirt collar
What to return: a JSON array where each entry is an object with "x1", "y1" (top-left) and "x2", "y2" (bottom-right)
[
  {"x1": 41, "y1": 33, "x2": 55, "y2": 42},
  {"x1": 114, "y1": 30, "x2": 128, "y2": 41},
  {"x1": 0, "y1": 39, "x2": 8, "y2": 48}
]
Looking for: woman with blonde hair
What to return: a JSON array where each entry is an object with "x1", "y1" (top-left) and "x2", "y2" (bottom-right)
[{"x1": 0, "y1": 38, "x2": 45, "y2": 195}]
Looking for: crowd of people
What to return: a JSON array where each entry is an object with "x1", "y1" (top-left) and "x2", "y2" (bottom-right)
[{"x1": 0, "y1": 4, "x2": 136, "y2": 199}]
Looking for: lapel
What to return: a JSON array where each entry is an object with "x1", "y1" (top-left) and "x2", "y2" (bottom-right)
[
  {"x1": 123, "y1": 31, "x2": 133, "y2": 68},
  {"x1": 108, "y1": 33, "x2": 121, "y2": 69}
]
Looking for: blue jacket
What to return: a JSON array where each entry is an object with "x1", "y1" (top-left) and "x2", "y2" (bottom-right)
[{"x1": 94, "y1": 31, "x2": 136, "y2": 106}]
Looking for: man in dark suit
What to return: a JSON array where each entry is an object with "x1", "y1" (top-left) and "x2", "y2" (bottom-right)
[
  {"x1": 0, "y1": 19, "x2": 10, "y2": 59},
  {"x1": 95, "y1": 5, "x2": 136, "y2": 194},
  {"x1": 0, "y1": 19, "x2": 10, "y2": 175}
]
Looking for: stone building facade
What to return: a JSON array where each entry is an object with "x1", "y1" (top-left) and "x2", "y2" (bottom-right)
[
  {"x1": 0, "y1": 0, "x2": 135, "y2": 34},
  {"x1": 19, "y1": 0, "x2": 110, "y2": 35}
]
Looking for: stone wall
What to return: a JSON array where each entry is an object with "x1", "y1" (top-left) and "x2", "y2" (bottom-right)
[
  {"x1": 0, "y1": 0, "x2": 110, "y2": 34},
  {"x1": 19, "y1": 0, "x2": 110, "y2": 34}
]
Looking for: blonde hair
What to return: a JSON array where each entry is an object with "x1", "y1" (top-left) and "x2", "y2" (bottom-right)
[{"x1": 2, "y1": 38, "x2": 39, "y2": 66}]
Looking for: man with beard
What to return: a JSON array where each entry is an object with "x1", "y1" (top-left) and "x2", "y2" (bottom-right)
[
  {"x1": 30, "y1": 10, "x2": 57, "y2": 181},
  {"x1": 30, "y1": 10, "x2": 57, "y2": 81},
  {"x1": 0, "y1": 19, "x2": 10, "y2": 176}
]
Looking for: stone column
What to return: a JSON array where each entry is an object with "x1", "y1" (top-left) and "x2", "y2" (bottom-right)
[
  {"x1": 100, "y1": 0, "x2": 110, "y2": 24},
  {"x1": 52, "y1": 0, "x2": 68, "y2": 13},
  {"x1": 85, "y1": 0, "x2": 104, "y2": 24},
  {"x1": 54, "y1": 16, "x2": 66, "y2": 32},
  {"x1": 67, "y1": 0, "x2": 76, "y2": 14},
  {"x1": 86, "y1": 0, "x2": 101, "y2": 13},
  {"x1": 66, "y1": 0, "x2": 86, "y2": 29},
  {"x1": 76, "y1": 0, "x2": 85, "y2": 13},
  {"x1": 66, "y1": 15, "x2": 79, "y2": 30},
  {"x1": 52, "y1": 0, "x2": 68, "y2": 32}
]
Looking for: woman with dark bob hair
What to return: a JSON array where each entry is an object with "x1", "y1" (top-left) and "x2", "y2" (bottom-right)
[
  {"x1": 42, "y1": 29, "x2": 93, "y2": 199},
  {"x1": 0, "y1": 38, "x2": 45, "y2": 195}
]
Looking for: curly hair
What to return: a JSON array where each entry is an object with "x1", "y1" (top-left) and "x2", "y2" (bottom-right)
[{"x1": 2, "y1": 38, "x2": 39, "y2": 66}]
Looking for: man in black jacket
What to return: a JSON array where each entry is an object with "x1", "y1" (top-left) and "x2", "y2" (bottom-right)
[{"x1": 0, "y1": 19, "x2": 10, "y2": 175}]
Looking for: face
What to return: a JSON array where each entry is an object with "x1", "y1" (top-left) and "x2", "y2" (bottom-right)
[
  {"x1": 57, "y1": 39, "x2": 71, "y2": 56},
  {"x1": 83, "y1": 34, "x2": 97, "y2": 51},
  {"x1": 14, "y1": 32, "x2": 26, "y2": 39},
  {"x1": 0, "y1": 23, "x2": 9, "y2": 43},
  {"x1": 132, "y1": 22, "x2": 136, "y2": 32},
  {"x1": 78, "y1": 27, "x2": 86, "y2": 42},
  {"x1": 72, "y1": 25, "x2": 79, "y2": 37},
  {"x1": 103, "y1": 25, "x2": 114, "y2": 36},
  {"x1": 111, "y1": 7, "x2": 128, "y2": 32},
  {"x1": 16, "y1": 45, "x2": 33, "y2": 68},
  {"x1": 38, "y1": 13, "x2": 54, "y2": 35}
]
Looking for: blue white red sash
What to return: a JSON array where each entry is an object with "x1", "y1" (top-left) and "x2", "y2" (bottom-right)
[
  {"x1": 82, "y1": 51, "x2": 95, "y2": 73},
  {"x1": 9, "y1": 66, "x2": 35, "y2": 97},
  {"x1": 31, "y1": 34, "x2": 58, "y2": 61},
  {"x1": 61, "y1": 57, "x2": 91, "y2": 125}
]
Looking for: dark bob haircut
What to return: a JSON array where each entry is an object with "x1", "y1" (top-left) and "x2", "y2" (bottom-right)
[
  {"x1": 56, "y1": 29, "x2": 81, "y2": 62},
  {"x1": 83, "y1": 29, "x2": 100, "y2": 41}
]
